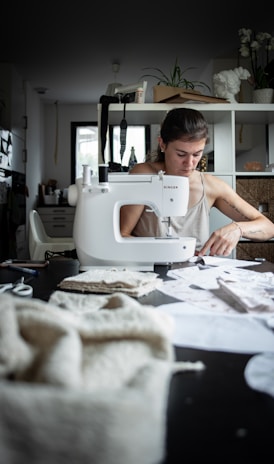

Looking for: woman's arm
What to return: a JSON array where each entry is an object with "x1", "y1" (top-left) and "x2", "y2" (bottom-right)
[
  {"x1": 120, "y1": 162, "x2": 156, "y2": 237},
  {"x1": 199, "y1": 175, "x2": 274, "y2": 256},
  {"x1": 120, "y1": 204, "x2": 145, "y2": 237}
]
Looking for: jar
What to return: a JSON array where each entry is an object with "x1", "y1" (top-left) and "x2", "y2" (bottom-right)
[{"x1": 135, "y1": 87, "x2": 144, "y2": 103}]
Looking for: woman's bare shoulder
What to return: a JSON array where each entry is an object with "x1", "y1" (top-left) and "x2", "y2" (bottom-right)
[
  {"x1": 130, "y1": 162, "x2": 162, "y2": 174},
  {"x1": 203, "y1": 172, "x2": 230, "y2": 186},
  {"x1": 203, "y1": 172, "x2": 234, "y2": 195}
]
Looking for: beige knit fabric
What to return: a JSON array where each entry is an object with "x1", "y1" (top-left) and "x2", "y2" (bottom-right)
[{"x1": 0, "y1": 291, "x2": 204, "y2": 464}]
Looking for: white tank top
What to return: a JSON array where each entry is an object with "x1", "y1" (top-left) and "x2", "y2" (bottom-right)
[{"x1": 132, "y1": 172, "x2": 210, "y2": 250}]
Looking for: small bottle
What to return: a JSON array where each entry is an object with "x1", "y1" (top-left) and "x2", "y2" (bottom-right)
[
  {"x1": 128, "y1": 146, "x2": 137, "y2": 171},
  {"x1": 135, "y1": 87, "x2": 144, "y2": 103},
  {"x1": 54, "y1": 189, "x2": 61, "y2": 205}
]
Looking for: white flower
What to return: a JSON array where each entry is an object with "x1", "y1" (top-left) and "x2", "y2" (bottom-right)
[{"x1": 238, "y1": 28, "x2": 274, "y2": 89}]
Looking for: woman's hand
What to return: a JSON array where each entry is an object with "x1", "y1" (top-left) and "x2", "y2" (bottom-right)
[{"x1": 198, "y1": 222, "x2": 242, "y2": 257}]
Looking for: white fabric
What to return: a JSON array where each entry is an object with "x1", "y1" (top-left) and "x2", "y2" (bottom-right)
[
  {"x1": 217, "y1": 276, "x2": 274, "y2": 313},
  {"x1": 57, "y1": 268, "x2": 163, "y2": 297},
  {"x1": 0, "y1": 292, "x2": 204, "y2": 464},
  {"x1": 244, "y1": 353, "x2": 274, "y2": 398}
]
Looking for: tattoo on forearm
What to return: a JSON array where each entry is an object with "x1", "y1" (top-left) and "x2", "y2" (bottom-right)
[{"x1": 222, "y1": 198, "x2": 249, "y2": 220}]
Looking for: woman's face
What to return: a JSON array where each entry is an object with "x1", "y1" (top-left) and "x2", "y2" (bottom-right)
[{"x1": 159, "y1": 138, "x2": 207, "y2": 177}]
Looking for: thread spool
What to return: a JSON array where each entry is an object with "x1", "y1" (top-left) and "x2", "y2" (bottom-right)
[
  {"x1": 99, "y1": 164, "x2": 109, "y2": 184},
  {"x1": 82, "y1": 165, "x2": 91, "y2": 185}
]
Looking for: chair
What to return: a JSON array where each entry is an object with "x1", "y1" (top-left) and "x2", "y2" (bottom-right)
[{"x1": 29, "y1": 209, "x2": 75, "y2": 260}]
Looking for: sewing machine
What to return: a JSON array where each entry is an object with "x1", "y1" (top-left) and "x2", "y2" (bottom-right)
[{"x1": 68, "y1": 166, "x2": 196, "y2": 270}]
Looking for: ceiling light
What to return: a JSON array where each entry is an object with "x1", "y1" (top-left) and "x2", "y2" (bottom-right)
[
  {"x1": 112, "y1": 62, "x2": 120, "y2": 74},
  {"x1": 35, "y1": 87, "x2": 48, "y2": 95}
]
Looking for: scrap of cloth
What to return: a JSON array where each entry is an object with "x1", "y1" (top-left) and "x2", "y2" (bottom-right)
[
  {"x1": 0, "y1": 292, "x2": 204, "y2": 464},
  {"x1": 57, "y1": 268, "x2": 163, "y2": 297},
  {"x1": 244, "y1": 353, "x2": 274, "y2": 398}
]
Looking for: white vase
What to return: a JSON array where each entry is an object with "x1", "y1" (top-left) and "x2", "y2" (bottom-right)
[{"x1": 252, "y1": 88, "x2": 274, "y2": 103}]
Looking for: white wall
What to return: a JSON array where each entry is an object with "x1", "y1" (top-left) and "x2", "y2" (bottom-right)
[
  {"x1": 24, "y1": 82, "x2": 43, "y2": 245},
  {"x1": 25, "y1": 83, "x2": 43, "y2": 208}
]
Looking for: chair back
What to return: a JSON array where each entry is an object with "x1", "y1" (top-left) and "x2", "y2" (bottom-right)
[
  {"x1": 29, "y1": 210, "x2": 48, "y2": 259},
  {"x1": 28, "y1": 209, "x2": 75, "y2": 260},
  {"x1": 30, "y1": 209, "x2": 49, "y2": 242}
]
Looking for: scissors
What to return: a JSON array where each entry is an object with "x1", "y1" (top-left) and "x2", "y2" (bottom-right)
[{"x1": 0, "y1": 277, "x2": 33, "y2": 297}]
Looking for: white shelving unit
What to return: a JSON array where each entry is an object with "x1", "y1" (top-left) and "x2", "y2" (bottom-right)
[
  {"x1": 98, "y1": 102, "x2": 274, "y2": 260},
  {"x1": 98, "y1": 103, "x2": 274, "y2": 171}
]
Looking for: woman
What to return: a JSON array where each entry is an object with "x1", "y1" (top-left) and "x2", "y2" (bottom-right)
[{"x1": 120, "y1": 107, "x2": 274, "y2": 257}]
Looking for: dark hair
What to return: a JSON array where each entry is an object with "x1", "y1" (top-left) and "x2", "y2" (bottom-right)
[{"x1": 150, "y1": 108, "x2": 209, "y2": 162}]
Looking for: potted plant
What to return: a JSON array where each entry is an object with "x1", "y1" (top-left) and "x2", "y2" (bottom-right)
[
  {"x1": 238, "y1": 28, "x2": 274, "y2": 102},
  {"x1": 141, "y1": 57, "x2": 211, "y2": 102}
]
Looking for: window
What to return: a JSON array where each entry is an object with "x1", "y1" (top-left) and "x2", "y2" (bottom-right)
[
  {"x1": 71, "y1": 122, "x2": 98, "y2": 183},
  {"x1": 71, "y1": 122, "x2": 151, "y2": 183},
  {"x1": 109, "y1": 125, "x2": 151, "y2": 167}
]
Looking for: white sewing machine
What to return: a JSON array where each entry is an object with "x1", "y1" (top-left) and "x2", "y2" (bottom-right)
[{"x1": 68, "y1": 166, "x2": 196, "y2": 271}]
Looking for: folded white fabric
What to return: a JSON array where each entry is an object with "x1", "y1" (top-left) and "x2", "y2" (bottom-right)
[
  {"x1": 217, "y1": 277, "x2": 274, "y2": 313},
  {"x1": 58, "y1": 267, "x2": 163, "y2": 297},
  {"x1": 0, "y1": 292, "x2": 204, "y2": 464}
]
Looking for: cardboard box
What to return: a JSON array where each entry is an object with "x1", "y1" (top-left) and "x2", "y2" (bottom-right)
[
  {"x1": 153, "y1": 85, "x2": 229, "y2": 104},
  {"x1": 153, "y1": 86, "x2": 182, "y2": 103}
]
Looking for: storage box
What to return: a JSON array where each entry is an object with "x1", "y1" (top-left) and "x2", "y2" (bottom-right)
[
  {"x1": 153, "y1": 86, "x2": 182, "y2": 103},
  {"x1": 152, "y1": 86, "x2": 228, "y2": 104},
  {"x1": 236, "y1": 242, "x2": 274, "y2": 262},
  {"x1": 44, "y1": 195, "x2": 56, "y2": 205},
  {"x1": 236, "y1": 178, "x2": 274, "y2": 223},
  {"x1": 236, "y1": 177, "x2": 274, "y2": 262}
]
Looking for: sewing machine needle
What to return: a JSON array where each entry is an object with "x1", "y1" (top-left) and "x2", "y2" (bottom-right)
[{"x1": 167, "y1": 217, "x2": 173, "y2": 237}]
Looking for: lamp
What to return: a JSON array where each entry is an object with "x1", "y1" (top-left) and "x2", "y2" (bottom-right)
[
  {"x1": 105, "y1": 61, "x2": 123, "y2": 96},
  {"x1": 114, "y1": 81, "x2": 147, "y2": 104},
  {"x1": 114, "y1": 81, "x2": 147, "y2": 98}
]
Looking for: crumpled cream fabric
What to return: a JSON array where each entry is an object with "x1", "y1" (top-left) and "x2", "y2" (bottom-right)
[
  {"x1": 0, "y1": 291, "x2": 204, "y2": 464},
  {"x1": 57, "y1": 268, "x2": 163, "y2": 297}
]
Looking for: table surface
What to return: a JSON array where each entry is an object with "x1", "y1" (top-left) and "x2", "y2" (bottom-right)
[{"x1": 1, "y1": 259, "x2": 274, "y2": 463}]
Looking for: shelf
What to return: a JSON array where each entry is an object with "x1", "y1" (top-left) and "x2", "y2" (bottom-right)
[
  {"x1": 239, "y1": 238, "x2": 274, "y2": 242},
  {"x1": 235, "y1": 172, "x2": 274, "y2": 176},
  {"x1": 98, "y1": 102, "x2": 274, "y2": 175},
  {"x1": 100, "y1": 103, "x2": 274, "y2": 125}
]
